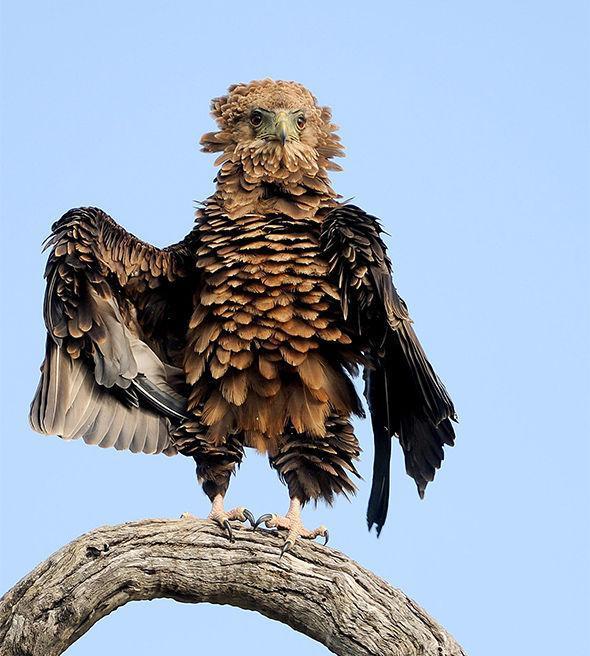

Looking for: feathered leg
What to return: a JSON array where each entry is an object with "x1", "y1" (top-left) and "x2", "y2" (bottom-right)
[
  {"x1": 255, "y1": 415, "x2": 361, "y2": 554},
  {"x1": 175, "y1": 430, "x2": 254, "y2": 541}
]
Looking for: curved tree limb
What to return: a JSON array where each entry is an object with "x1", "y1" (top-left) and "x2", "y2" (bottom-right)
[{"x1": 0, "y1": 518, "x2": 466, "y2": 656}]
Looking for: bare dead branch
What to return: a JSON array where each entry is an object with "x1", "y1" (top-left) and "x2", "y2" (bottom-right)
[{"x1": 0, "y1": 518, "x2": 466, "y2": 656}]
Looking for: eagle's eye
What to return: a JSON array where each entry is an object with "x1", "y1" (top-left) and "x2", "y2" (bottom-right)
[
  {"x1": 250, "y1": 111, "x2": 263, "y2": 127},
  {"x1": 296, "y1": 115, "x2": 306, "y2": 130}
]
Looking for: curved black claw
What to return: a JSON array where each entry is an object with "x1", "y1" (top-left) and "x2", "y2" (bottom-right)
[
  {"x1": 222, "y1": 519, "x2": 234, "y2": 543},
  {"x1": 323, "y1": 530, "x2": 329, "y2": 546},
  {"x1": 280, "y1": 539, "x2": 294, "y2": 558},
  {"x1": 243, "y1": 509, "x2": 256, "y2": 528},
  {"x1": 253, "y1": 513, "x2": 273, "y2": 531}
]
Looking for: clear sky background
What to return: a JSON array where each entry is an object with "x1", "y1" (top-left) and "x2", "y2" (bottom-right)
[{"x1": 1, "y1": 1, "x2": 588, "y2": 654}]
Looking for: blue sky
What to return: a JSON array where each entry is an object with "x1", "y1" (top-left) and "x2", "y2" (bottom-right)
[{"x1": 1, "y1": 1, "x2": 588, "y2": 654}]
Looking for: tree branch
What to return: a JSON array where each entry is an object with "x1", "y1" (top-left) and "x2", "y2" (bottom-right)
[{"x1": 0, "y1": 518, "x2": 466, "y2": 656}]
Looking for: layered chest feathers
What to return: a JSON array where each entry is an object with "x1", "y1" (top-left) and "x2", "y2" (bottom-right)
[
  {"x1": 181, "y1": 213, "x2": 359, "y2": 447},
  {"x1": 185, "y1": 214, "x2": 351, "y2": 376}
]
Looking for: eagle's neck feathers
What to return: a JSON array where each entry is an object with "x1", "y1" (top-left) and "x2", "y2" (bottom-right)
[{"x1": 205, "y1": 161, "x2": 340, "y2": 220}]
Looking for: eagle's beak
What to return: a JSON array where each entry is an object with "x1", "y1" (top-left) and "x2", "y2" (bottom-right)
[{"x1": 274, "y1": 112, "x2": 291, "y2": 145}]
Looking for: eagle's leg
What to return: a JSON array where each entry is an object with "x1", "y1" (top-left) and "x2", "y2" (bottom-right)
[
  {"x1": 254, "y1": 497, "x2": 328, "y2": 556},
  {"x1": 206, "y1": 493, "x2": 255, "y2": 542},
  {"x1": 255, "y1": 416, "x2": 361, "y2": 554},
  {"x1": 178, "y1": 432, "x2": 253, "y2": 541}
]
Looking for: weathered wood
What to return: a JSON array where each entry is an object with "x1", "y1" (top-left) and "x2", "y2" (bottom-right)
[{"x1": 0, "y1": 518, "x2": 466, "y2": 656}]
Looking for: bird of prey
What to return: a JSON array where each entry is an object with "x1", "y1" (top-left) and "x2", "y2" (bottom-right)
[{"x1": 30, "y1": 79, "x2": 457, "y2": 551}]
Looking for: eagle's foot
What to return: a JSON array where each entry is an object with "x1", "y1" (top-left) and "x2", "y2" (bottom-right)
[
  {"x1": 253, "y1": 498, "x2": 329, "y2": 556},
  {"x1": 208, "y1": 495, "x2": 255, "y2": 542}
]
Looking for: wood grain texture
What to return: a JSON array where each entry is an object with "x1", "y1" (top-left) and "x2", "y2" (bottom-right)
[{"x1": 0, "y1": 518, "x2": 466, "y2": 656}]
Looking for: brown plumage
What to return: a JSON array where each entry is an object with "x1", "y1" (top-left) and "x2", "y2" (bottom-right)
[{"x1": 30, "y1": 79, "x2": 457, "y2": 538}]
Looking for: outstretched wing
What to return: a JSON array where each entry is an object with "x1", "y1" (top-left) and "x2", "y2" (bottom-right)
[
  {"x1": 321, "y1": 204, "x2": 457, "y2": 534},
  {"x1": 30, "y1": 207, "x2": 198, "y2": 454}
]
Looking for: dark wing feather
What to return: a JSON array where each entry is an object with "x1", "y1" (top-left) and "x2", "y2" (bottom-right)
[
  {"x1": 321, "y1": 204, "x2": 457, "y2": 534},
  {"x1": 30, "y1": 207, "x2": 198, "y2": 453}
]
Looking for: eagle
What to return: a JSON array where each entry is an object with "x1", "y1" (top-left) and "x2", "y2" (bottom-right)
[{"x1": 30, "y1": 79, "x2": 457, "y2": 552}]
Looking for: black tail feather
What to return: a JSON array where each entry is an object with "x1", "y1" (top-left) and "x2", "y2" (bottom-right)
[
  {"x1": 366, "y1": 428, "x2": 391, "y2": 536},
  {"x1": 365, "y1": 365, "x2": 393, "y2": 535}
]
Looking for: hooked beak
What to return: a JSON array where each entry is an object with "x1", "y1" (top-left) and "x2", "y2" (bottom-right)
[{"x1": 274, "y1": 112, "x2": 291, "y2": 145}]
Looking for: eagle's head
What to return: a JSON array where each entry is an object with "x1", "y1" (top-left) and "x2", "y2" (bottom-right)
[{"x1": 200, "y1": 80, "x2": 343, "y2": 212}]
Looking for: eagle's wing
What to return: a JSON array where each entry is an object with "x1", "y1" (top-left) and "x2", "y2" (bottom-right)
[
  {"x1": 321, "y1": 204, "x2": 457, "y2": 534},
  {"x1": 30, "y1": 207, "x2": 198, "y2": 455}
]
